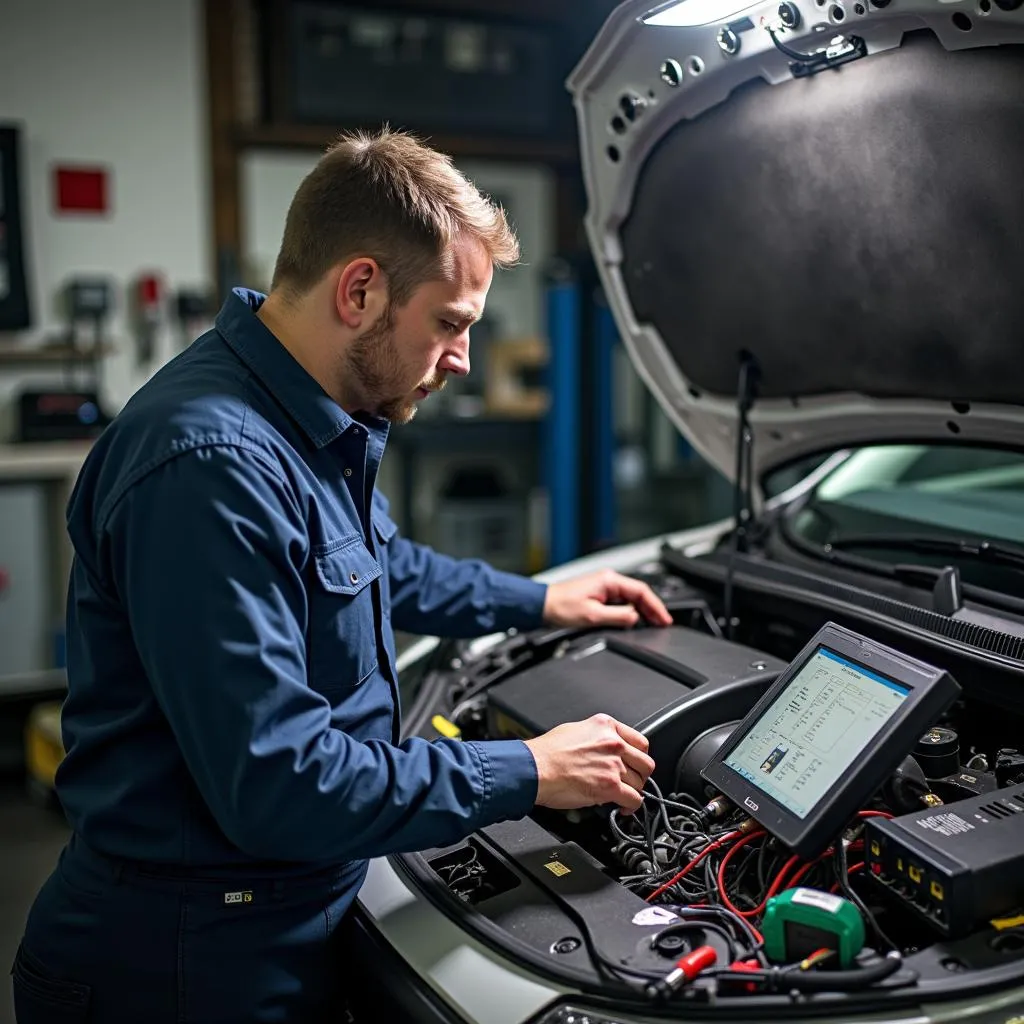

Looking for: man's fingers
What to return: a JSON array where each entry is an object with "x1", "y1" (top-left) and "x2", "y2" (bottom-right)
[
  {"x1": 589, "y1": 603, "x2": 640, "y2": 628},
  {"x1": 613, "y1": 718, "x2": 650, "y2": 754},
  {"x1": 613, "y1": 783, "x2": 644, "y2": 814},
  {"x1": 621, "y1": 745, "x2": 656, "y2": 782},
  {"x1": 621, "y1": 766, "x2": 646, "y2": 792},
  {"x1": 608, "y1": 575, "x2": 673, "y2": 626}
]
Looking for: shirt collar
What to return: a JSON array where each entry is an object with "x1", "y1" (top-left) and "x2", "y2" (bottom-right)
[{"x1": 216, "y1": 287, "x2": 387, "y2": 450}]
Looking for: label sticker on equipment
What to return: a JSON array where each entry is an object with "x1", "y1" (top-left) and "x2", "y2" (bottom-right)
[
  {"x1": 224, "y1": 890, "x2": 253, "y2": 905},
  {"x1": 915, "y1": 813, "x2": 975, "y2": 837},
  {"x1": 791, "y1": 888, "x2": 843, "y2": 913},
  {"x1": 632, "y1": 906, "x2": 680, "y2": 927},
  {"x1": 544, "y1": 861, "x2": 571, "y2": 878}
]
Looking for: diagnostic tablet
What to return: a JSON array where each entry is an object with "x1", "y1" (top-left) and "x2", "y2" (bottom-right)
[{"x1": 701, "y1": 622, "x2": 961, "y2": 858}]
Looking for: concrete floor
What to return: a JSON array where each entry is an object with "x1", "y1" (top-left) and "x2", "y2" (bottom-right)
[{"x1": 0, "y1": 781, "x2": 71, "y2": 1024}]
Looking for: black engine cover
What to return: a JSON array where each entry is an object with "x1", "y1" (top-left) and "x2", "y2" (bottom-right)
[{"x1": 486, "y1": 626, "x2": 785, "y2": 788}]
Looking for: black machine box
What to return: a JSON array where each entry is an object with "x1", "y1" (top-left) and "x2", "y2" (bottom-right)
[{"x1": 865, "y1": 786, "x2": 1024, "y2": 938}]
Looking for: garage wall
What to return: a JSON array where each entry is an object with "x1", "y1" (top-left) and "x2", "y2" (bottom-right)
[{"x1": 0, "y1": 0, "x2": 211, "y2": 434}]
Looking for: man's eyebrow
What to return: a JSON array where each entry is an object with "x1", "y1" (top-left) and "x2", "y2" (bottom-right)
[{"x1": 439, "y1": 305, "x2": 482, "y2": 324}]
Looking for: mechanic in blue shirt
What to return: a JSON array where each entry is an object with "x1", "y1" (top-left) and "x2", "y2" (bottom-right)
[{"x1": 11, "y1": 127, "x2": 671, "y2": 1024}]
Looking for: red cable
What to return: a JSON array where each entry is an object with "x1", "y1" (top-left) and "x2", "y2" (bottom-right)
[
  {"x1": 645, "y1": 831, "x2": 743, "y2": 904},
  {"x1": 857, "y1": 810, "x2": 893, "y2": 820},
  {"x1": 756, "y1": 854, "x2": 801, "y2": 913},
  {"x1": 788, "y1": 839, "x2": 865, "y2": 889},
  {"x1": 714, "y1": 831, "x2": 767, "y2": 917}
]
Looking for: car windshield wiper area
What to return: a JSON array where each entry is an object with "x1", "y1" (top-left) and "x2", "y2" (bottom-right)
[
  {"x1": 827, "y1": 534, "x2": 1024, "y2": 574},
  {"x1": 773, "y1": 520, "x2": 1024, "y2": 618}
]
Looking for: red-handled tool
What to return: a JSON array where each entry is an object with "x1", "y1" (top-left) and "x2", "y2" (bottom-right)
[{"x1": 645, "y1": 944, "x2": 718, "y2": 1000}]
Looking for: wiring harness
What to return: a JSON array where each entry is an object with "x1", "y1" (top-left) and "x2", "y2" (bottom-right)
[{"x1": 599, "y1": 780, "x2": 916, "y2": 1001}]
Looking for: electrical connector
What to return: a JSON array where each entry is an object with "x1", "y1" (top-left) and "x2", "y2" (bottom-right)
[
  {"x1": 644, "y1": 944, "x2": 718, "y2": 1001},
  {"x1": 699, "y1": 795, "x2": 733, "y2": 824}
]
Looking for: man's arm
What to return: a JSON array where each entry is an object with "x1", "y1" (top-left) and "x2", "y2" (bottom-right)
[
  {"x1": 375, "y1": 496, "x2": 672, "y2": 638},
  {"x1": 104, "y1": 446, "x2": 654, "y2": 864},
  {"x1": 375, "y1": 495, "x2": 548, "y2": 638},
  {"x1": 104, "y1": 445, "x2": 540, "y2": 864}
]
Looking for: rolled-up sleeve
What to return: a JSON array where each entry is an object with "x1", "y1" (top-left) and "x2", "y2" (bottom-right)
[{"x1": 101, "y1": 445, "x2": 539, "y2": 863}]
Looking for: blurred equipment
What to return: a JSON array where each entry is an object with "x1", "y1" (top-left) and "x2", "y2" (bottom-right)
[
  {"x1": 11, "y1": 276, "x2": 114, "y2": 441},
  {"x1": 279, "y1": 4, "x2": 567, "y2": 140},
  {"x1": 130, "y1": 271, "x2": 164, "y2": 367},
  {"x1": 174, "y1": 287, "x2": 215, "y2": 349},
  {"x1": 64, "y1": 276, "x2": 113, "y2": 353},
  {"x1": 15, "y1": 389, "x2": 108, "y2": 442},
  {"x1": 436, "y1": 466, "x2": 525, "y2": 573},
  {"x1": 485, "y1": 337, "x2": 549, "y2": 418}
]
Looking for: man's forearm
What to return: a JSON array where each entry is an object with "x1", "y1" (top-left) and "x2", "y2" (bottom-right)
[{"x1": 387, "y1": 535, "x2": 547, "y2": 638}]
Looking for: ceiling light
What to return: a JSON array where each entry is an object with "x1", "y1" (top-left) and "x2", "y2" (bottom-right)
[{"x1": 643, "y1": 0, "x2": 758, "y2": 27}]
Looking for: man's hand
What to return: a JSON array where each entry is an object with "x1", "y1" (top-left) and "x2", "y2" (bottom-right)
[
  {"x1": 542, "y1": 570, "x2": 673, "y2": 630},
  {"x1": 524, "y1": 714, "x2": 656, "y2": 814}
]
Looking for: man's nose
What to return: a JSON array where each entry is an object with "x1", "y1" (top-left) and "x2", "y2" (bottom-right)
[{"x1": 439, "y1": 336, "x2": 470, "y2": 377}]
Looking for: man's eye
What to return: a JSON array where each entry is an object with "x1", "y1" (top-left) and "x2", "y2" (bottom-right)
[{"x1": 441, "y1": 320, "x2": 459, "y2": 334}]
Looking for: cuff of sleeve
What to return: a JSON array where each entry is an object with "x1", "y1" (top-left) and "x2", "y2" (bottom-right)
[
  {"x1": 489, "y1": 573, "x2": 548, "y2": 633},
  {"x1": 467, "y1": 739, "x2": 538, "y2": 823}
]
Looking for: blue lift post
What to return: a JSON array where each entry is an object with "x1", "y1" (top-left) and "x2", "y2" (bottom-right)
[{"x1": 544, "y1": 264, "x2": 582, "y2": 567}]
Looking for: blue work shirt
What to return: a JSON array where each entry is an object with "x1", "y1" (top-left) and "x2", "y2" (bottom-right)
[{"x1": 57, "y1": 287, "x2": 545, "y2": 872}]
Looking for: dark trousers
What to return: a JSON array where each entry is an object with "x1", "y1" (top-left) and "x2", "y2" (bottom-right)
[{"x1": 11, "y1": 834, "x2": 368, "y2": 1023}]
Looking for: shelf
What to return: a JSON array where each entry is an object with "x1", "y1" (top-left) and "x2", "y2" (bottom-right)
[
  {"x1": 0, "y1": 668, "x2": 67, "y2": 699},
  {"x1": 0, "y1": 344, "x2": 113, "y2": 367},
  {"x1": 0, "y1": 441, "x2": 93, "y2": 481},
  {"x1": 234, "y1": 124, "x2": 580, "y2": 165}
]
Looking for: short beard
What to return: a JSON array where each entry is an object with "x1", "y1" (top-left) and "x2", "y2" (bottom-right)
[
  {"x1": 344, "y1": 303, "x2": 447, "y2": 425},
  {"x1": 346, "y1": 302, "x2": 411, "y2": 424}
]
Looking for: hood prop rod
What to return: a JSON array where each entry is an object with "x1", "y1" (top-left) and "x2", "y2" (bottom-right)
[{"x1": 722, "y1": 353, "x2": 760, "y2": 640}]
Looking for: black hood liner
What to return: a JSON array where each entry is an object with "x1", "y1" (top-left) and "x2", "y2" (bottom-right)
[{"x1": 621, "y1": 32, "x2": 1024, "y2": 405}]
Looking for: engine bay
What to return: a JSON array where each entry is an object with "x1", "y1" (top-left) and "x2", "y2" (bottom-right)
[{"x1": 398, "y1": 551, "x2": 1024, "y2": 1015}]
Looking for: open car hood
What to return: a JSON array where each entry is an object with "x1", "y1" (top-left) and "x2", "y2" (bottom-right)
[{"x1": 567, "y1": 0, "x2": 1024, "y2": 485}]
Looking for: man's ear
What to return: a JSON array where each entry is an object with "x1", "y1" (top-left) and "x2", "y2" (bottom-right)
[{"x1": 335, "y1": 258, "x2": 388, "y2": 328}]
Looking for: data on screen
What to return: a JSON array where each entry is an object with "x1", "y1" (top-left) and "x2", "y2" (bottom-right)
[{"x1": 723, "y1": 647, "x2": 910, "y2": 819}]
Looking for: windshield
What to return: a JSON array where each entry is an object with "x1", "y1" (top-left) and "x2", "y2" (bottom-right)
[{"x1": 783, "y1": 444, "x2": 1024, "y2": 586}]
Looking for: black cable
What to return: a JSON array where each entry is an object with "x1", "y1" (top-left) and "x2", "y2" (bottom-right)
[
  {"x1": 756, "y1": 839, "x2": 771, "y2": 894},
  {"x1": 833, "y1": 843, "x2": 900, "y2": 953},
  {"x1": 722, "y1": 355, "x2": 759, "y2": 640},
  {"x1": 767, "y1": 24, "x2": 821, "y2": 62},
  {"x1": 730, "y1": 844, "x2": 761, "y2": 898},
  {"x1": 665, "y1": 905, "x2": 765, "y2": 963},
  {"x1": 712, "y1": 951, "x2": 913, "y2": 994}
]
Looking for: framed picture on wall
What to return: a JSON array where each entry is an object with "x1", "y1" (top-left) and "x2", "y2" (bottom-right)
[{"x1": 0, "y1": 123, "x2": 32, "y2": 331}]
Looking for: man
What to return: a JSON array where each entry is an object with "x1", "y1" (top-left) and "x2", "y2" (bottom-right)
[{"x1": 11, "y1": 128, "x2": 671, "y2": 1023}]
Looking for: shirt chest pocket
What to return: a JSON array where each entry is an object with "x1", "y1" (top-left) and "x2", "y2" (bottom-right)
[{"x1": 309, "y1": 535, "x2": 382, "y2": 695}]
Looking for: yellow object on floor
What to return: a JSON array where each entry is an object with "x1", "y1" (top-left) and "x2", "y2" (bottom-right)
[{"x1": 25, "y1": 702, "x2": 65, "y2": 794}]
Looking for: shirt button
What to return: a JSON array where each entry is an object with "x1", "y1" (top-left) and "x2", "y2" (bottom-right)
[
  {"x1": 344, "y1": 468, "x2": 353, "y2": 478},
  {"x1": 349, "y1": 572, "x2": 359, "y2": 584}
]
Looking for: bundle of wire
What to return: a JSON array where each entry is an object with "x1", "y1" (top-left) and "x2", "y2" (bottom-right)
[{"x1": 604, "y1": 778, "x2": 910, "y2": 995}]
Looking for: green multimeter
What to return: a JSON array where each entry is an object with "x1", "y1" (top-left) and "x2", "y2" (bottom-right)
[{"x1": 762, "y1": 888, "x2": 866, "y2": 968}]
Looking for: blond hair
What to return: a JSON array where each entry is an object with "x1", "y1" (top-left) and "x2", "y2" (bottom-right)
[{"x1": 271, "y1": 126, "x2": 520, "y2": 304}]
